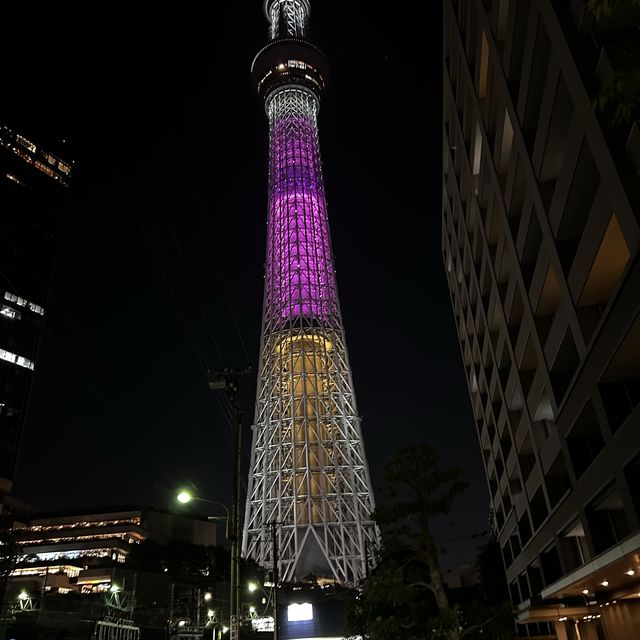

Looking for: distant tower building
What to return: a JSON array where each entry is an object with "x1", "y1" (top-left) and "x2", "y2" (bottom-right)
[
  {"x1": 443, "y1": 1, "x2": 640, "y2": 638},
  {"x1": 0, "y1": 125, "x2": 71, "y2": 494},
  {"x1": 243, "y1": 0, "x2": 378, "y2": 586}
]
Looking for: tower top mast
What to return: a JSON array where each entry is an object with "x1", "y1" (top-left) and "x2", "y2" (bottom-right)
[{"x1": 263, "y1": 0, "x2": 311, "y2": 39}]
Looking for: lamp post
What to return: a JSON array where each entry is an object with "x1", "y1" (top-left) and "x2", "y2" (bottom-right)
[{"x1": 176, "y1": 491, "x2": 231, "y2": 637}]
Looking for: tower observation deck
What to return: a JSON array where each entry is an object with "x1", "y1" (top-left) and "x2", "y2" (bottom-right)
[{"x1": 242, "y1": 0, "x2": 379, "y2": 586}]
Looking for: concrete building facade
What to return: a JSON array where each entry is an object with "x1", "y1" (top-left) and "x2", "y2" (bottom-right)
[{"x1": 442, "y1": 1, "x2": 640, "y2": 638}]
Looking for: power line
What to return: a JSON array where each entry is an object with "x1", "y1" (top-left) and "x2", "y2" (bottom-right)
[{"x1": 169, "y1": 227, "x2": 227, "y2": 367}]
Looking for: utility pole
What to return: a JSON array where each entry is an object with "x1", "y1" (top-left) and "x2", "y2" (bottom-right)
[
  {"x1": 208, "y1": 367, "x2": 251, "y2": 640},
  {"x1": 271, "y1": 521, "x2": 279, "y2": 640}
]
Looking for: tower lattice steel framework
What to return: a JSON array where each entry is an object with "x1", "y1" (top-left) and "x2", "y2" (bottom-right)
[{"x1": 242, "y1": 0, "x2": 379, "y2": 587}]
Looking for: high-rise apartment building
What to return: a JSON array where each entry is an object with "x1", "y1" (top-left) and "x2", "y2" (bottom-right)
[
  {"x1": 0, "y1": 124, "x2": 71, "y2": 494},
  {"x1": 243, "y1": 0, "x2": 378, "y2": 587},
  {"x1": 442, "y1": 1, "x2": 640, "y2": 638}
]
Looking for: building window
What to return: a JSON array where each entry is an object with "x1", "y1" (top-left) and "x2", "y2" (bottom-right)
[
  {"x1": 518, "y1": 433, "x2": 536, "y2": 482},
  {"x1": 556, "y1": 141, "x2": 600, "y2": 274},
  {"x1": 34, "y1": 160, "x2": 55, "y2": 178},
  {"x1": 535, "y1": 264, "x2": 560, "y2": 330},
  {"x1": 531, "y1": 387, "x2": 554, "y2": 446},
  {"x1": 549, "y1": 327, "x2": 580, "y2": 403},
  {"x1": 0, "y1": 348, "x2": 34, "y2": 370},
  {"x1": 5, "y1": 173, "x2": 25, "y2": 186},
  {"x1": 560, "y1": 519, "x2": 590, "y2": 572},
  {"x1": 496, "y1": 0, "x2": 510, "y2": 41},
  {"x1": 545, "y1": 453, "x2": 571, "y2": 508},
  {"x1": 28, "y1": 302, "x2": 44, "y2": 316},
  {"x1": 566, "y1": 400, "x2": 604, "y2": 478},
  {"x1": 540, "y1": 543, "x2": 563, "y2": 585},
  {"x1": 58, "y1": 161, "x2": 71, "y2": 175},
  {"x1": 624, "y1": 452, "x2": 640, "y2": 522},
  {"x1": 529, "y1": 487, "x2": 549, "y2": 531},
  {"x1": 598, "y1": 313, "x2": 640, "y2": 432},
  {"x1": 523, "y1": 19, "x2": 552, "y2": 137},
  {"x1": 4, "y1": 292, "x2": 27, "y2": 307},
  {"x1": 472, "y1": 122, "x2": 483, "y2": 176},
  {"x1": 539, "y1": 75, "x2": 574, "y2": 185},
  {"x1": 498, "y1": 108, "x2": 514, "y2": 175},
  {"x1": 578, "y1": 213, "x2": 631, "y2": 308},
  {"x1": 0, "y1": 305, "x2": 20, "y2": 320},
  {"x1": 477, "y1": 32, "x2": 489, "y2": 99},
  {"x1": 16, "y1": 134, "x2": 36, "y2": 153},
  {"x1": 586, "y1": 484, "x2": 631, "y2": 555}
]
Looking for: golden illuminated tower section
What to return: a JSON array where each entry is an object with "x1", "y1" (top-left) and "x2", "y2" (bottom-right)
[{"x1": 242, "y1": 0, "x2": 379, "y2": 586}]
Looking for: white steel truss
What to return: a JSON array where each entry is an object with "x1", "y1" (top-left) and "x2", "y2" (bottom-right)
[
  {"x1": 242, "y1": 84, "x2": 379, "y2": 587},
  {"x1": 267, "y1": 0, "x2": 309, "y2": 39}
]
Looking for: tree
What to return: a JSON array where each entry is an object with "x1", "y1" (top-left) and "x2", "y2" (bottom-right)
[
  {"x1": 587, "y1": 0, "x2": 640, "y2": 21},
  {"x1": 346, "y1": 545, "x2": 439, "y2": 640},
  {"x1": 455, "y1": 535, "x2": 514, "y2": 640},
  {"x1": 348, "y1": 443, "x2": 516, "y2": 639},
  {"x1": 372, "y1": 443, "x2": 468, "y2": 640},
  {"x1": 587, "y1": 0, "x2": 640, "y2": 125}
]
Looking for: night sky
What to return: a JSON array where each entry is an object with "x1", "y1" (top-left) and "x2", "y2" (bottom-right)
[{"x1": 4, "y1": 2, "x2": 488, "y2": 569}]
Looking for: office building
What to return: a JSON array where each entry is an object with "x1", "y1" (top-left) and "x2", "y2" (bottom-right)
[
  {"x1": 8, "y1": 506, "x2": 217, "y2": 594},
  {"x1": 0, "y1": 124, "x2": 72, "y2": 494},
  {"x1": 442, "y1": 1, "x2": 640, "y2": 638}
]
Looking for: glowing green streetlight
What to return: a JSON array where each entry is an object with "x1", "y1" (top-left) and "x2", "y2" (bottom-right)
[
  {"x1": 208, "y1": 609, "x2": 215, "y2": 617},
  {"x1": 17, "y1": 591, "x2": 28, "y2": 601},
  {"x1": 177, "y1": 490, "x2": 193, "y2": 504},
  {"x1": 204, "y1": 591, "x2": 212, "y2": 601},
  {"x1": 110, "y1": 584, "x2": 120, "y2": 593},
  {"x1": 248, "y1": 582, "x2": 258, "y2": 592}
]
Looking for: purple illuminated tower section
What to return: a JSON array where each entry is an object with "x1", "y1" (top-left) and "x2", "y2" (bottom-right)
[
  {"x1": 242, "y1": 0, "x2": 379, "y2": 586},
  {"x1": 267, "y1": 93, "x2": 336, "y2": 324}
]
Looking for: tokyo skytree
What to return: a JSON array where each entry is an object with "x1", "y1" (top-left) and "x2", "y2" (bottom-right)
[{"x1": 242, "y1": 0, "x2": 379, "y2": 586}]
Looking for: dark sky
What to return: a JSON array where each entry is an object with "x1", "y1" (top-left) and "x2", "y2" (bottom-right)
[{"x1": 4, "y1": 2, "x2": 488, "y2": 569}]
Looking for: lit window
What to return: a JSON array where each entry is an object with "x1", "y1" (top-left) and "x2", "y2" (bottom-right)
[
  {"x1": 34, "y1": 160, "x2": 55, "y2": 178},
  {"x1": 5, "y1": 173, "x2": 25, "y2": 186},
  {"x1": 17, "y1": 356, "x2": 34, "y2": 370},
  {"x1": 0, "y1": 305, "x2": 21, "y2": 320},
  {"x1": 4, "y1": 292, "x2": 27, "y2": 307},
  {"x1": 28, "y1": 302, "x2": 44, "y2": 316},
  {"x1": 16, "y1": 134, "x2": 36, "y2": 153},
  {"x1": 58, "y1": 161, "x2": 71, "y2": 175},
  {"x1": 0, "y1": 348, "x2": 34, "y2": 370},
  {"x1": 12, "y1": 147, "x2": 33, "y2": 164}
]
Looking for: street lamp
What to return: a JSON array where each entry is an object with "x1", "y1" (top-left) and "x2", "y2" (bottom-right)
[
  {"x1": 176, "y1": 490, "x2": 230, "y2": 534},
  {"x1": 177, "y1": 490, "x2": 192, "y2": 504}
]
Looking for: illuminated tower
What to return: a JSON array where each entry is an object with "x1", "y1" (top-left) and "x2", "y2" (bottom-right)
[{"x1": 243, "y1": 0, "x2": 378, "y2": 586}]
